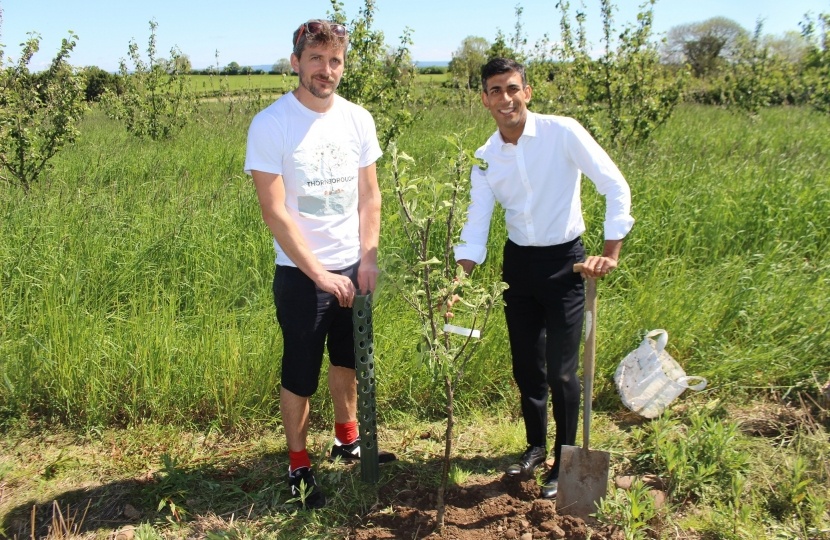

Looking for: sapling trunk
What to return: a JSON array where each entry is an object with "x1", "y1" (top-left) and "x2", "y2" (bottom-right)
[{"x1": 435, "y1": 374, "x2": 454, "y2": 529}]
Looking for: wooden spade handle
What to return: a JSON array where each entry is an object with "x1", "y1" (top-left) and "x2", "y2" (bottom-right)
[{"x1": 574, "y1": 262, "x2": 597, "y2": 450}]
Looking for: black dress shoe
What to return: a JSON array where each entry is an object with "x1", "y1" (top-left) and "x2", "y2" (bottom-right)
[
  {"x1": 540, "y1": 468, "x2": 558, "y2": 498},
  {"x1": 506, "y1": 445, "x2": 546, "y2": 476}
]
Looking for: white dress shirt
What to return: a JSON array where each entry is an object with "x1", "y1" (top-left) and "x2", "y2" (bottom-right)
[{"x1": 454, "y1": 111, "x2": 634, "y2": 264}]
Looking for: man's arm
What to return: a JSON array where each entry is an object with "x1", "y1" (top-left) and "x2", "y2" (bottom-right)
[
  {"x1": 454, "y1": 165, "x2": 496, "y2": 274},
  {"x1": 251, "y1": 169, "x2": 357, "y2": 307},
  {"x1": 564, "y1": 121, "x2": 632, "y2": 279},
  {"x1": 357, "y1": 162, "x2": 381, "y2": 294}
]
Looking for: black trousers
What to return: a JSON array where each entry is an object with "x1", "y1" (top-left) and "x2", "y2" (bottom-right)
[{"x1": 502, "y1": 238, "x2": 585, "y2": 467}]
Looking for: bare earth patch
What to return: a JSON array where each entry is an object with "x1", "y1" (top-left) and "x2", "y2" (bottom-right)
[{"x1": 348, "y1": 472, "x2": 622, "y2": 539}]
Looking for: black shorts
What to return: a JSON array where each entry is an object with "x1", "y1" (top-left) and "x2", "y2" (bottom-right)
[{"x1": 273, "y1": 262, "x2": 359, "y2": 397}]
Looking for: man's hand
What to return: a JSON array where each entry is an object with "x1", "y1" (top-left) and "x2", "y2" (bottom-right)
[
  {"x1": 579, "y1": 239, "x2": 622, "y2": 279},
  {"x1": 316, "y1": 271, "x2": 357, "y2": 308},
  {"x1": 441, "y1": 259, "x2": 476, "y2": 319},
  {"x1": 357, "y1": 259, "x2": 380, "y2": 296},
  {"x1": 443, "y1": 293, "x2": 462, "y2": 320},
  {"x1": 457, "y1": 259, "x2": 476, "y2": 276},
  {"x1": 580, "y1": 255, "x2": 618, "y2": 279}
]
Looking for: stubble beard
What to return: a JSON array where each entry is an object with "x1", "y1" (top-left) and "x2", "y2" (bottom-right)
[{"x1": 300, "y1": 72, "x2": 340, "y2": 99}]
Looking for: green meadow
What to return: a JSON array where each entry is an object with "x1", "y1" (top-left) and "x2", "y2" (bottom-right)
[
  {"x1": 1, "y1": 97, "x2": 828, "y2": 537},
  {"x1": 2, "y1": 102, "x2": 826, "y2": 427}
]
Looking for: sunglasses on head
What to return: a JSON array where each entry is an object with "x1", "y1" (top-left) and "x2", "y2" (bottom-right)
[{"x1": 295, "y1": 21, "x2": 348, "y2": 47}]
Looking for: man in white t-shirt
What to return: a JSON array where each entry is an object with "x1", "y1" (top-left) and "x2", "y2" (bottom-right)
[
  {"x1": 244, "y1": 19, "x2": 394, "y2": 510},
  {"x1": 454, "y1": 58, "x2": 634, "y2": 499}
]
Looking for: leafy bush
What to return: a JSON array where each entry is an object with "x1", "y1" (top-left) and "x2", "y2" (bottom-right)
[
  {"x1": 102, "y1": 20, "x2": 196, "y2": 140},
  {"x1": 0, "y1": 32, "x2": 86, "y2": 192},
  {"x1": 706, "y1": 21, "x2": 811, "y2": 113},
  {"x1": 527, "y1": 0, "x2": 685, "y2": 148},
  {"x1": 81, "y1": 66, "x2": 123, "y2": 102},
  {"x1": 801, "y1": 11, "x2": 830, "y2": 113},
  {"x1": 329, "y1": 0, "x2": 417, "y2": 149},
  {"x1": 595, "y1": 478, "x2": 659, "y2": 540}
]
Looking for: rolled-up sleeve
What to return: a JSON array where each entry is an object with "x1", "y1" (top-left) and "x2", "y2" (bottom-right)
[
  {"x1": 566, "y1": 120, "x2": 634, "y2": 240},
  {"x1": 602, "y1": 183, "x2": 635, "y2": 240},
  {"x1": 454, "y1": 165, "x2": 496, "y2": 264}
]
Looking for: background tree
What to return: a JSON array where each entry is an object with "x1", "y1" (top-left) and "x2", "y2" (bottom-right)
[
  {"x1": 81, "y1": 66, "x2": 123, "y2": 102},
  {"x1": 724, "y1": 21, "x2": 780, "y2": 113},
  {"x1": 764, "y1": 31, "x2": 810, "y2": 64},
  {"x1": 270, "y1": 58, "x2": 292, "y2": 75},
  {"x1": 0, "y1": 32, "x2": 86, "y2": 192},
  {"x1": 510, "y1": 4, "x2": 526, "y2": 53},
  {"x1": 800, "y1": 11, "x2": 830, "y2": 112},
  {"x1": 527, "y1": 0, "x2": 685, "y2": 148},
  {"x1": 487, "y1": 31, "x2": 519, "y2": 62},
  {"x1": 329, "y1": 0, "x2": 417, "y2": 149},
  {"x1": 663, "y1": 17, "x2": 749, "y2": 77},
  {"x1": 449, "y1": 36, "x2": 489, "y2": 90},
  {"x1": 487, "y1": 5, "x2": 526, "y2": 62},
  {"x1": 102, "y1": 20, "x2": 196, "y2": 140},
  {"x1": 173, "y1": 54, "x2": 192, "y2": 74},
  {"x1": 222, "y1": 61, "x2": 241, "y2": 75}
]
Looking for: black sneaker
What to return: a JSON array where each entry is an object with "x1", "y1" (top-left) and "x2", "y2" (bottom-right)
[
  {"x1": 506, "y1": 445, "x2": 546, "y2": 477},
  {"x1": 540, "y1": 467, "x2": 559, "y2": 499},
  {"x1": 330, "y1": 439, "x2": 397, "y2": 463},
  {"x1": 288, "y1": 467, "x2": 326, "y2": 509}
]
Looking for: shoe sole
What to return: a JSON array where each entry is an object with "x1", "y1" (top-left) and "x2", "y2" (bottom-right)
[{"x1": 330, "y1": 449, "x2": 397, "y2": 463}]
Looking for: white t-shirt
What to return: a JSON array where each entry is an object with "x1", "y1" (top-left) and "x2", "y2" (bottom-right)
[
  {"x1": 455, "y1": 112, "x2": 634, "y2": 264},
  {"x1": 245, "y1": 92, "x2": 382, "y2": 270}
]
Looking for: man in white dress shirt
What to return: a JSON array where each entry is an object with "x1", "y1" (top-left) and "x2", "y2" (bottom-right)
[{"x1": 454, "y1": 58, "x2": 634, "y2": 499}]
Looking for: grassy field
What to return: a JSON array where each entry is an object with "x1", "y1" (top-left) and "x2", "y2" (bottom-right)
[
  {"x1": 187, "y1": 73, "x2": 450, "y2": 97},
  {"x1": 0, "y1": 98, "x2": 828, "y2": 537},
  {"x1": 188, "y1": 74, "x2": 294, "y2": 97}
]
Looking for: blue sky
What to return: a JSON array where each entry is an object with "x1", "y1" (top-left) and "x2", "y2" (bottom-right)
[{"x1": 3, "y1": 0, "x2": 828, "y2": 71}]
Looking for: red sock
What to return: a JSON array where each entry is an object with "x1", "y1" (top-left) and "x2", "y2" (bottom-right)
[
  {"x1": 288, "y1": 449, "x2": 311, "y2": 472},
  {"x1": 335, "y1": 421, "x2": 359, "y2": 445}
]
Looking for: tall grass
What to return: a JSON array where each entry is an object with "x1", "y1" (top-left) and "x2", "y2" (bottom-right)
[
  {"x1": 1, "y1": 102, "x2": 827, "y2": 429},
  {"x1": 608, "y1": 106, "x2": 829, "y2": 402}
]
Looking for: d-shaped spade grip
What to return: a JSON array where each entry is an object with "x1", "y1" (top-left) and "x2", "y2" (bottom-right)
[{"x1": 352, "y1": 293, "x2": 379, "y2": 484}]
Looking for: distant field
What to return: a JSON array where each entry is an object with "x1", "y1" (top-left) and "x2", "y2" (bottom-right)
[
  {"x1": 188, "y1": 72, "x2": 450, "y2": 96},
  {"x1": 188, "y1": 74, "x2": 296, "y2": 96}
]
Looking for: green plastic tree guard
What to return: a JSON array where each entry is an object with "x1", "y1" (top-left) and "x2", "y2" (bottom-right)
[{"x1": 352, "y1": 294, "x2": 379, "y2": 483}]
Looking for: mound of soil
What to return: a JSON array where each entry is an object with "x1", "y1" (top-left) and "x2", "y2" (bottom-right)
[{"x1": 348, "y1": 472, "x2": 622, "y2": 539}]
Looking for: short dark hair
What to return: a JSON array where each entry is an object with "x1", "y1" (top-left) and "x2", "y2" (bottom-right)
[
  {"x1": 292, "y1": 19, "x2": 349, "y2": 58},
  {"x1": 481, "y1": 58, "x2": 527, "y2": 92}
]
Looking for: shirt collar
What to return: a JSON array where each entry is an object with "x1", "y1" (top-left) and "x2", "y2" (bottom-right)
[{"x1": 495, "y1": 111, "x2": 537, "y2": 148}]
